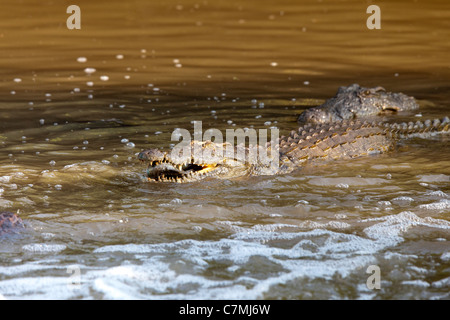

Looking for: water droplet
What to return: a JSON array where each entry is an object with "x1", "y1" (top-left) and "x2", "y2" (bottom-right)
[{"x1": 84, "y1": 67, "x2": 96, "y2": 74}]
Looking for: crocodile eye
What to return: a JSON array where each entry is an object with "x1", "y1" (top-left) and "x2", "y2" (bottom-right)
[{"x1": 363, "y1": 90, "x2": 371, "y2": 95}]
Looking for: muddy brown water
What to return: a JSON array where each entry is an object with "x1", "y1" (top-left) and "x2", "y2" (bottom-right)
[{"x1": 0, "y1": 0, "x2": 449, "y2": 299}]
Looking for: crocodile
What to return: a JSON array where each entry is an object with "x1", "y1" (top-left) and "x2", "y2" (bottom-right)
[
  {"x1": 0, "y1": 211, "x2": 24, "y2": 235},
  {"x1": 297, "y1": 84, "x2": 419, "y2": 124},
  {"x1": 139, "y1": 117, "x2": 449, "y2": 183},
  {"x1": 138, "y1": 84, "x2": 448, "y2": 183}
]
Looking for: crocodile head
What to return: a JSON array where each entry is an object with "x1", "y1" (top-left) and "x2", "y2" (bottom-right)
[
  {"x1": 298, "y1": 84, "x2": 419, "y2": 124},
  {"x1": 138, "y1": 140, "x2": 251, "y2": 182}
]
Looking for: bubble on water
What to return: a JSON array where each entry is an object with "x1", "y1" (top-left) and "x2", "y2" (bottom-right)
[
  {"x1": 303, "y1": 81, "x2": 310, "y2": 85},
  {"x1": 270, "y1": 62, "x2": 278, "y2": 67},
  {"x1": 100, "y1": 75, "x2": 109, "y2": 81},
  {"x1": 13, "y1": 78, "x2": 22, "y2": 83},
  {"x1": 83, "y1": 140, "x2": 89, "y2": 145},
  {"x1": 102, "y1": 160, "x2": 110, "y2": 165},
  {"x1": 155, "y1": 131, "x2": 162, "y2": 135},
  {"x1": 49, "y1": 160, "x2": 56, "y2": 166},
  {"x1": 116, "y1": 54, "x2": 124, "y2": 60},
  {"x1": 84, "y1": 67, "x2": 96, "y2": 74},
  {"x1": 77, "y1": 57, "x2": 87, "y2": 63},
  {"x1": 73, "y1": 88, "x2": 80, "y2": 93},
  {"x1": 86, "y1": 81, "x2": 94, "y2": 87},
  {"x1": 54, "y1": 184, "x2": 62, "y2": 190},
  {"x1": 121, "y1": 138, "x2": 129, "y2": 143},
  {"x1": 39, "y1": 119, "x2": 45, "y2": 125},
  {"x1": 125, "y1": 142, "x2": 135, "y2": 148},
  {"x1": 124, "y1": 75, "x2": 130, "y2": 80}
]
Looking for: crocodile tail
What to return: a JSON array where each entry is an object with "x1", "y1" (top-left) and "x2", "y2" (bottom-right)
[{"x1": 385, "y1": 117, "x2": 449, "y2": 139}]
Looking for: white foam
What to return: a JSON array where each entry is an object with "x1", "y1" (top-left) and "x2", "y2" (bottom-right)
[
  {"x1": 2, "y1": 211, "x2": 449, "y2": 299},
  {"x1": 431, "y1": 276, "x2": 450, "y2": 289},
  {"x1": 440, "y1": 252, "x2": 450, "y2": 262},
  {"x1": 418, "y1": 199, "x2": 450, "y2": 210},
  {"x1": 22, "y1": 243, "x2": 67, "y2": 253},
  {"x1": 401, "y1": 280, "x2": 430, "y2": 287},
  {"x1": 363, "y1": 211, "x2": 450, "y2": 246},
  {"x1": 0, "y1": 276, "x2": 86, "y2": 300}
]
